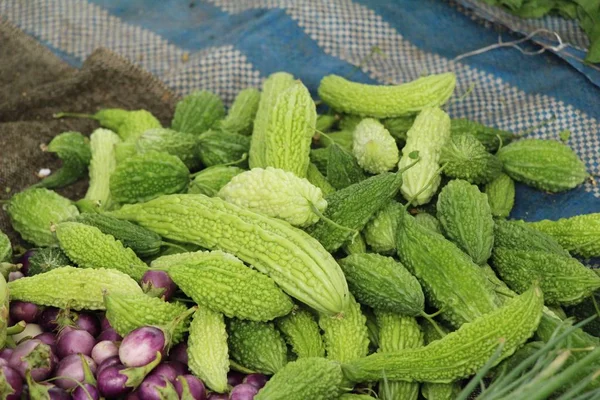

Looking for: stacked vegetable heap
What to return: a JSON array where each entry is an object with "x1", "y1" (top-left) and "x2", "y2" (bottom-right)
[{"x1": 0, "y1": 70, "x2": 599, "y2": 400}]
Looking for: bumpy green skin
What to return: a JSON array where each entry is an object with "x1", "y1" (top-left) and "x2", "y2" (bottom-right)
[
  {"x1": 398, "y1": 107, "x2": 451, "y2": 205},
  {"x1": 308, "y1": 172, "x2": 403, "y2": 252},
  {"x1": 74, "y1": 213, "x2": 163, "y2": 258},
  {"x1": 228, "y1": 319, "x2": 288, "y2": 374},
  {"x1": 55, "y1": 222, "x2": 148, "y2": 280},
  {"x1": 115, "y1": 110, "x2": 162, "y2": 140},
  {"x1": 318, "y1": 73, "x2": 456, "y2": 118},
  {"x1": 110, "y1": 151, "x2": 189, "y2": 204},
  {"x1": 35, "y1": 131, "x2": 91, "y2": 189},
  {"x1": 306, "y1": 163, "x2": 336, "y2": 196},
  {"x1": 110, "y1": 194, "x2": 349, "y2": 316},
  {"x1": 382, "y1": 116, "x2": 416, "y2": 142},
  {"x1": 219, "y1": 88, "x2": 261, "y2": 135},
  {"x1": 92, "y1": 108, "x2": 130, "y2": 132},
  {"x1": 528, "y1": 213, "x2": 600, "y2": 258},
  {"x1": 396, "y1": 212, "x2": 500, "y2": 327},
  {"x1": 197, "y1": 129, "x2": 250, "y2": 167},
  {"x1": 136, "y1": 128, "x2": 201, "y2": 170},
  {"x1": 316, "y1": 113, "x2": 338, "y2": 132},
  {"x1": 440, "y1": 134, "x2": 502, "y2": 184},
  {"x1": 414, "y1": 213, "x2": 442, "y2": 234},
  {"x1": 327, "y1": 144, "x2": 366, "y2": 190},
  {"x1": 339, "y1": 115, "x2": 363, "y2": 132},
  {"x1": 85, "y1": 128, "x2": 121, "y2": 209},
  {"x1": 450, "y1": 118, "x2": 514, "y2": 152},
  {"x1": 188, "y1": 166, "x2": 244, "y2": 197},
  {"x1": 160, "y1": 250, "x2": 294, "y2": 321},
  {"x1": 318, "y1": 130, "x2": 354, "y2": 151},
  {"x1": 259, "y1": 82, "x2": 316, "y2": 178},
  {"x1": 342, "y1": 234, "x2": 366, "y2": 255},
  {"x1": 339, "y1": 395, "x2": 376, "y2": 400},
  {"x1": 218, "y1": 167, "x2": 327, "y2": 227},
  {"x1": 276, "y1": 308, "x2": 325, "y2": 358},
  {"x1": 255, "y1": 357, "x2": 343, "y2": 400},
  {"x1": 8, "y1": 266, "x2": 143, "y2": 310},
  {"x1": 484, "y1": 173, "x2": 515, "y2": 218},
  {"x1": 171, "y1": 91, "x2": 225, "y2": 135},
  {"x1": 497, "y1": 139, "x2": 588, "y2": 192},
  {"x1": 339, "y1": 254, "x2": 424, "y2": 316},
  {"x1": 319, "y1": 294, "x2": 370, "y2": 363},
  {"x1": 494, "y1": 219, "x2": 570, "y2": 256},
  {"x1": 420, "y1": 322, "x2": 460, "y2": 400},
  {"x1": 0, "y1": 231, "x2": 11, "y2": 263},
  {"x1": 310, "y1": 148, "x2": 330, "y2": 175},
  {"x1": 104, "y1": 291, "x2": 189, "y2": 342},
  {"x1": 27, "y1": 247, "x2": 70, "y2": 276},
  {"x1": 187, "y1": 307, "x2": 229, "y2": 392},
  {"x1": 492, "y1": 248, "x2": 600, "y2": 305},
  {"x1": 250, "y1": 72, "x2": 296, "y2": 169},
  {"x1": 376, "y1": 311, "x2": 423, "y2": 400},
  {"x1": 363, "y1": 307, "x2": 380, "y2": 350},
  {"x1": 352, "y1": 119, "x2": 399, "y2": 174},
  {"x1": 343, "y1": 286, "x2": 544, "y2": 383},
  {"x1": 0, "y1": 274, "x2": 7, "y2": 348},
  {"x1": 363, "y1": 201, "x2": 403, "y2": 254},
  {"x1": 7, "y1": 188, "x2": 79, "y2": 246},
  {"x1": 437, "y1": 180, "x2": 495, "y2": 265}
]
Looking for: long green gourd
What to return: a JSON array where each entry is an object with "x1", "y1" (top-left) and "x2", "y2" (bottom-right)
[
  {"x1": 338, "y1": 254, "x2": 424, "y2": 317},
  {"x1": 196, "y1": 129, "x2": 250, "y2": 167},
  {"x1": 187, "y1": 307, "x2": 229, "y2": 393},
  {"x1": 319, "y1": 294, "x2": 369, "y2": 363},
  {"x1": 420, "y1": 321, "x2": 460, "y2": 400},
  {"x1": 484, "y1": 173, "x2": 515, "y2": 218},
  {"x1": 414, "y1": 213, "x2": 443, "y2": 234},
  {"x1": 84, "y1": 128, "x2": 121, "y2": 209},
  {"x1": 156, "y1": 250, "x2": 293, "y2": 321},
  {"x1": 376, "y1": 311, "x2": 423, "y2": 400},
  {"x1": 307, "y1": 172, "x2": 403, "y2": 252},
  {"x1": 326, "y1": 143, "x2": 366, "y2": 190},
  {"x1": 436, "y1": 179, "x2": 495, "y2": 265},
  {"x1": 104, "y1": 292, "x2": 189, "y2": 343},
  {"x1": 8, "y1": 267, "x2": 143, "y2": 310},
  {"x1": 352, "y1": 118, "x2": 399, "y2": 174},
  {"x1": 497, "y1": 139, "x2": 588, "y2": 192},
  {"x1": 228, "y1": 319, "x2": 288, "y2": 375},
  {"x1": 7, "y1": 188, "x2": 79, "y2": 247},
  {"x1": 342, "y1": 286, "x2": 543, "y2": 383},
  {"x1": 249, "y1": 72, "x2": 295, "y2": 170},
  {"x1": 258, "y1": 81, "x2": 316, "y2": 178},
  {"x1": 110, "y1": 194, "x2": 349, "y2": 316},
  {"x1": 493, "y1": 219, "x2": 570, "y2": 256},
  {"x1": 396, "y1": 211, "x2": 500, "y2": 328},
  {"x1": 135, "y1": 128, "x2": 201, "y2": 170},
  {"x1": 276, "y1": 308, "x2": 325, "y2": 358},
  {"x1": 527, "y1": 213, "x2": 600, "y2": 258},
  {"x1": 218, "y1": 167, "x2": 327, "y2": 228},
  {"x1": 398, "y1": 107, "x2": 451, "y2": 205},
  {"x1": 318, "y1": 73, "x2": 456, "y2": 118},
  {"x1": 310, "y1": 148, "x2": 330, "y2": 175},
  {"x1": 255, "y1": 357, "x2": 343, "y2": 400},
  {"x1": 188, "y1": 165, "x2": 244, "y2": 197},
  {"x1": 171, "y1": 90, "x2": 225, "y2": 135},
  {"x1": 33, "y1": 132, "x2": 91, "y2": 189},
  {"x1": 362, "y1": 201, "x2": 403, "y2": 254},
  {"x1": 306, "y1": 163, "x2": 336, "y2": 196},
  {"x1": 55, "y1": 222, "x2": 148, "y2": 281},
  {"x1": 219, "y1": 87, "x2": 261, "y2": 136}
]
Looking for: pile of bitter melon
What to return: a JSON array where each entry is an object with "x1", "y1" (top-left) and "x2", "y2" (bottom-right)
[{"x1": 0, "y1": 70, "x2": 599, "y2": 399}]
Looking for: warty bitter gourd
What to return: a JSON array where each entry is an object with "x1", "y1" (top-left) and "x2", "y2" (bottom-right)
[
  {"x1": 362, "y1": 201, "x2": 403, "y2": 254},
  {"x1": 342, "y1": 286, "x2": 543, "y2": 383},
  {"x1": 84, "y1": 128, "x2": 121, "y2": 209},
  {"x1": 318, "y1": 73, "x2": 456, "y2": 118},
  {"x1": 109, "y1": 194, "x2": 349, "y2": 316},
  {"x1": 196, "y1": 129, "x2": 250, "y2": 167},
  {"x1": 188, "y1": 165, "x2": 244, "y2": 197},
  {"x1": 219, "y1": 87, "x2": 261, "y2": 136},
  {"x1": 171, "y1": 90, "x2": 225, "y2": 135},
  {"x1": 352, "y1": 118, "x2": 399, "y2": 174},
  {"x1": 439, "y1": 134, "x2": 502, "y2": 184},
  {"x1": 450, "y1": 118, "x2": 514, "y2": 152},
  {"x1": 135, "y1": 128, "x2": 201, "y2": 171},
  {"x1": 527, "y1": 213, "x2": 600, "y2": 258},
  {"x1": 218, "y1": 167, "x2": 327, "y2": 228},
  {"x1": 484, "y1": 173, "x2": 515, "y2": 218},
  {"x1": 276, "y1": 308, "x2": 325, "y2": 359},
  {"x1": 326, "y1": 143, "x2": 366, "y2": 190}
]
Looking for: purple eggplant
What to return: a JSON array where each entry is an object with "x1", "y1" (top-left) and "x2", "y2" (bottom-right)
[
  {"x1": 96, "y1": 355, "x2": 121, "y2": 377},
  {"x1": 92, "y1": 340, "x2": 119, "y2": 365},
  {"x1": 97, "y1": 354, "x2": 162, "y2": 397},
  {"x1": 168, "y1": 342, "x2": 188, "y2": 365},
  {"x1": 8, "y1": 339, "x2": 56, "y2": 381},
  {"x1": 72, "y1": 383, "x2": 100, "y2": 400},
  {"x1": 150, "y1": 361, "x2": 187, "y2": 382},
  {"x1": 0, "y1": 358, "x2": 7, "y2": 367},
  {"x1": 97, "y1": 328, "x2": 122, "y2": 342},
  {"x1": 141, "y1": 270, "x2": 177, "y2": 300},
  {"x1": 75, "y1": 313, "x2": 101, "y2": 338},
  {"x1": 138, "y1": 374, "x2": 179, "y2": 400},
  {"x1": 39, "y1": 307, "x2": 60, "y2": 332},
  {"x1": 230, "y1": 383, "x2": 258, "y2": 400},
  {"x1": 18, "y1": 248, "x2": 36, "y2": 276},
  {"x1": 35, "y1": 332, "x2": 57, "y2": 347},
  {"x1": 0, "y1": 365, "x2": 23, "y2": 400},
  {"x1": 0, "y1": 348, "x2": 13, "y2": 360},
  {"x1": 208, "y1": 394, "x2": 229, "y2": 400},
  {"x1": 9, "y1": 301, "x2": 42, "y2": 323},
  {"x1": 100, "y1": 314, "x2": 112, "y2": 331},
  {"x1": 56, "y1": 328, "x2": 95, "y2": 358},
  {"x1": 243, "y1": 373, "x2": 268, "y2": 390},
  {"x1": 174, "y1": 374, "x2": 207, "y2": 400},
  {"x1": 25, "y1": 371, "x2": 71, "y2": 400},
  {"x1": 48, "y1": 386, "x2": 71, "y2": 400},
  {"x1": 228, "y1": 371, "x2": 245, "y2": 387},
  {"x1": 54, "y1": 354, "x2": 96, "y2": 390}
]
